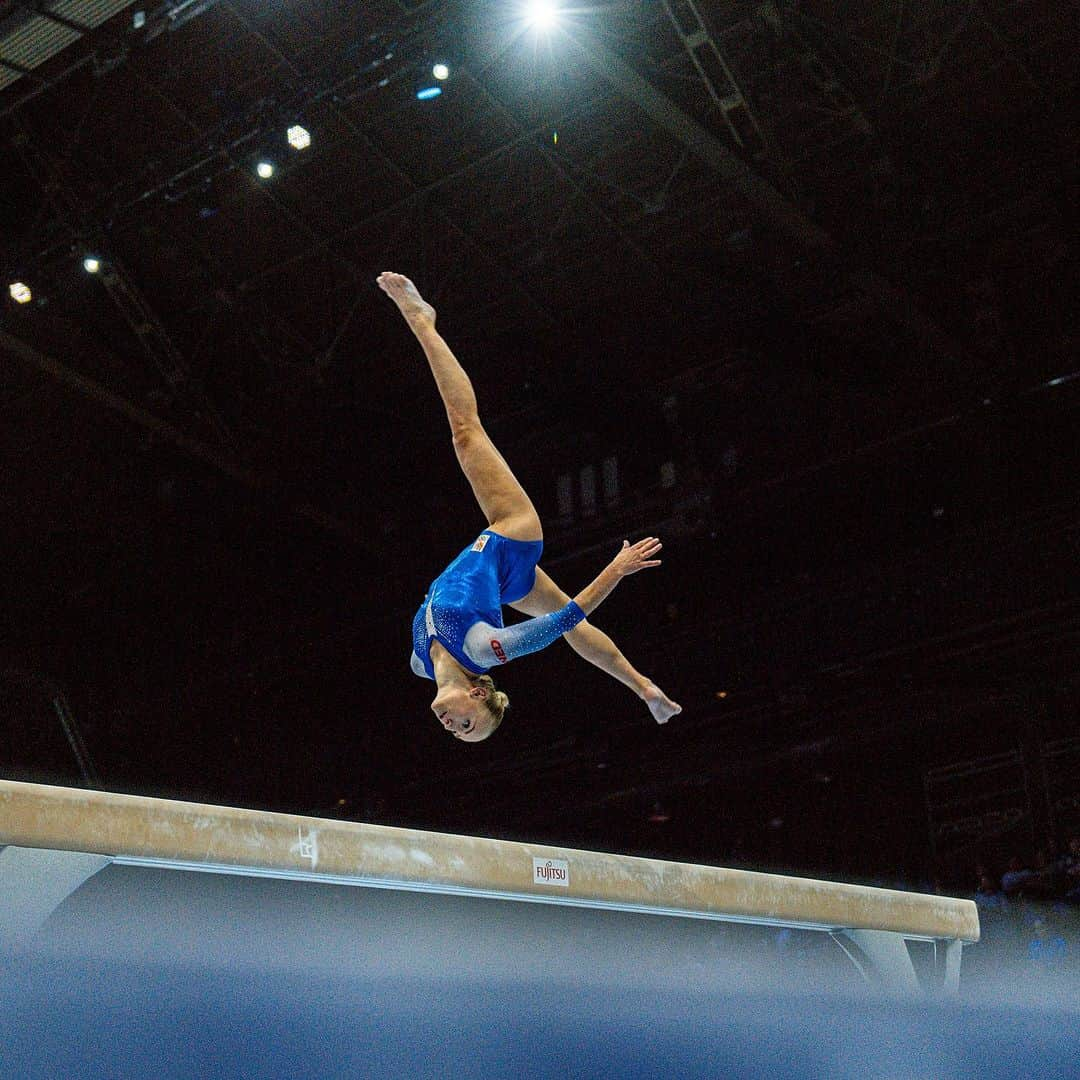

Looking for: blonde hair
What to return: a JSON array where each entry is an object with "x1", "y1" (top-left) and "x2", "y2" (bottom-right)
[{"x1": 469, "y1": 672, "x2": 509, "y2": 734}]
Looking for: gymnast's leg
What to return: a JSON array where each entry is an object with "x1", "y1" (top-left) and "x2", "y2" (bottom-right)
[
  {"x1": 510, "y1": 567, "x2": 682, "y2": 724},
  {"x1": 377, "y1": 272, "x2": 541, "y2": 542}
]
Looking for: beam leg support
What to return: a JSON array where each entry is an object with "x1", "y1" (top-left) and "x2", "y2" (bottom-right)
[
  {"x1": 834, "y1": 928, "x2": 921, "y2": 995},
  {"x1": 0, "y1": 846, "x2": 112, "y2": 947},
  {"x1": 940, "y1": 937, "x2": 964, "y2": 995}
]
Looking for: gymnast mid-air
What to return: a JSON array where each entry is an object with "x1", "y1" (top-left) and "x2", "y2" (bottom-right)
[{"x1": 378, "y1": 272, "x2": 682, "y2": 743}]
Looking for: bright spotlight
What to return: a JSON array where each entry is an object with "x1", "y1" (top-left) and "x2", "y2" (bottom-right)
[
  {"x1": 415, "y1": 86, "x2": 442, "y2": 101},
  {"x1": 9, "y1": 282, "x2": 32, "y2": 304},
  {"x1": 256, "y1": 161, "x2": 274, "y2": 179},
  {"x1": 526, "y1": 0, "x2": 559, "y2": 29},
  {"x1": 83, "y1": 256, "x2": 101, "y2": 274},
  {"x1": 432, "y1": 63, "x2": 449, "y2": 80},
  {"x1": 287, "y1": 124, "x2": 311, "y2": 150}
]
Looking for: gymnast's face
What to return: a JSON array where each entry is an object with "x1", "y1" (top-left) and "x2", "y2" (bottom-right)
[{"x1": 431, "y1": 686, "x2": 493, "y2": 743}]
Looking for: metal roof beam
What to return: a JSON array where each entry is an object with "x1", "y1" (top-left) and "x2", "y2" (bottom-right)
[
  {"x1": 462, "y1": 70, "x2": 663, "y2": 274},
  {"x1": 220, "y1": 1, "x2": 559, "y2": 326},
  {"x1": 567, "y1": 25, "x2": 964, "y2": 364},
  {"x1": 10, "y1": 121, "x2": 243, "y2": 456},
  {"x1": 19, "y1": 2, "x2": 89, "y2": 34},
  {"x1": 0, "y1": 327, "x2": 374, "y2": 550},
  {"x1": 0, "y1": 54, "x2": 37, "y2": 75},
  {"x1": 231, "y1": 106, "x2": 594, "y2": 295}
]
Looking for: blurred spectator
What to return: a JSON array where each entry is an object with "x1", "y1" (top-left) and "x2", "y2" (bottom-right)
[
  {"x1": 1000, "y1": 855, "x2": 1037, "y2": 899},
  {"x1": 1026, "y1": 846, "x2": 1060, "y2": 901},
  {"x1": 1020, "y1": 902, "x2": 1070, "y2": 971},
  {"x1": 975, "y1": 873, "x2": 1007, "y2": 912},
  {"x1": 960, "y1": 845, "x2": 1080, "y2": 992},
  {"x1": 1058, "y1": 835, "x2": 1080, "y2": 906}
]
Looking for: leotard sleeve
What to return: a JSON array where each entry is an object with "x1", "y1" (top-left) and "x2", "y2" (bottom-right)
[{"x1": 463, "y1": 601, "x2": 586, "y2": 669}]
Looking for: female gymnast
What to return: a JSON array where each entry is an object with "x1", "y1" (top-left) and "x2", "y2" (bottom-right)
[{"x1": 378, "y1": 272, "x2": 682, "y2": 743}]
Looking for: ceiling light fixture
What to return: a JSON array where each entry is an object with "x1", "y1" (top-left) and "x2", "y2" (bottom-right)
[
  {"x1": 526, "y1": 0, "x2": 560, "y2": 29},
  {"x1": 287, "y1": 125, "x2": 311, "y2": 150}
]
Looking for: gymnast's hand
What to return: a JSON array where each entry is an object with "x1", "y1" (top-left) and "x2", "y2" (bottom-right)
[
  {"x1": 572, "y1": 538, "x2": 663, "y2": 618},
  {"x1": 608, "y1": 537, "x2": 663, "y2": 577}
]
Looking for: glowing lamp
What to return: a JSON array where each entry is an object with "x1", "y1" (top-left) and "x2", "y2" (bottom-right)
[
  {"x1": 526, "y1": 0, "x2": 559, "y2": 29},
  {"x1": 287, "y1": 125, "x2": 311, "y2": 150}
]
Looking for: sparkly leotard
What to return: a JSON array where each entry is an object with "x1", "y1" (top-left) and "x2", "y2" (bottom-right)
[{"x1": 410, "y1": 530, "x2": 585, "y2": 680}]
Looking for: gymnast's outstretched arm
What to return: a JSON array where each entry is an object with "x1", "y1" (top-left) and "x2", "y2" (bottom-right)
[{"x1": 510, "y1": 566, "x2": 682, "y2": 724}]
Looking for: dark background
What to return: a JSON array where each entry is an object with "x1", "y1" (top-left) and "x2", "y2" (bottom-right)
[{"x1": 1, "y1": 0, "x2": 1077, "y2": 889}]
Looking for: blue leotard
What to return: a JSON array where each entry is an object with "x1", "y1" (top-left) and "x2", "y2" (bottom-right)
[{"x1": 410, "y1": 530, "x2": 585, "y2": 680}]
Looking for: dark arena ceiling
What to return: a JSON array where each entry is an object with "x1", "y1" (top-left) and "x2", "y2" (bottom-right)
[{"x1": 0, "y1": 1, "x2": 1077, "y2": 880}]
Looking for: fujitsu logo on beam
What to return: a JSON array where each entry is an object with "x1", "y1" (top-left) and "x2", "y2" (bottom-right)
[{"x1": 532, "y1": 857, "x2": 570, "y2": 887}]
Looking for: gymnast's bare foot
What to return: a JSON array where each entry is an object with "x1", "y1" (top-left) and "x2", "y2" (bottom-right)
[
  {"x1": 643, "y1": 682, "x2": 682, "y2": 725},
  {"x1": 377, "y1": 272, "x2": 436, "y2": 326}
]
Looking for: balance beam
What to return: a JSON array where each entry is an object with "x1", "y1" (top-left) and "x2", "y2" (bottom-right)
[{"x1": 0, "y1": 780, "x2": 979, "y2": 993}]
